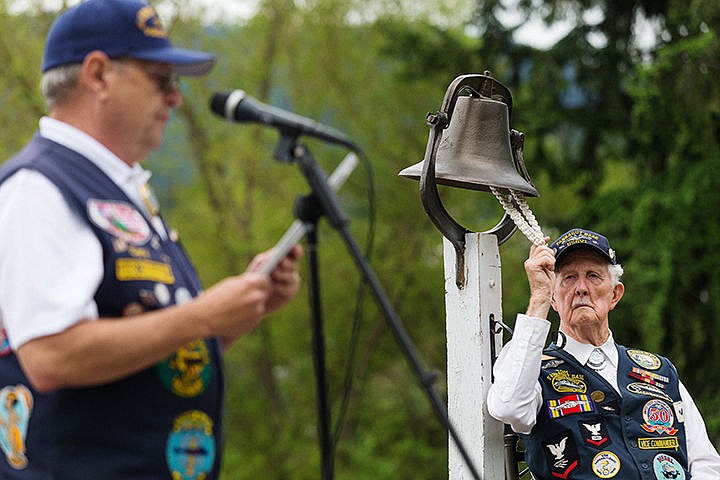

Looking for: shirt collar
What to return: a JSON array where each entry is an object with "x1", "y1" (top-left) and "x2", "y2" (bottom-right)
[
  {"x1": 39, "y1": 117, "x2": 151, "y2": 188},
  {"x1": 559, "y1": 330, "x2": 618, "y2": 368}
]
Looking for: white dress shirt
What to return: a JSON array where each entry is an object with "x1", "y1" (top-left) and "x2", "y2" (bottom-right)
[
  {"x1": 0, "y1": 117, "x2": 164, "y2": 350},
  {"x1": 486, "y1": 314, "x2": 720, "y2": 479}
]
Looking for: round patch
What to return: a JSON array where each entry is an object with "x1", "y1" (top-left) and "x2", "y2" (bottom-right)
[
  {"x1": 627, "y1": 349, "x2": 662, "y2": 370},
  {"x1": 653, "y1": 453, "x2": 685, "y2": 480},
  {"x1": 642, "y1": 399, "x2": 677, "y2": 435},
  {"x1": 592, "y1": 451, "x2": 620, "y2": 478},
  {"x1": 590, "y1": 390, "x2": 606, "y2": 403},
  {"x1": 166, "y1": 410, "x2": 215, "y2": 480},
  {"x1": 157, "y1": 340, "x2": 212, "y2": 398},
  {"x1": 88, "y1": 199, "x2": 151, "y2": 246}
]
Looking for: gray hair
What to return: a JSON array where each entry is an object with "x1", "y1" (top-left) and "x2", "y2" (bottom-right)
[
  {"x1": 609, "y1": 263, "x2": 624, "y2": 286},
  {"x1": 40, "y1": 64, "x2": 82, "y2": 112}
]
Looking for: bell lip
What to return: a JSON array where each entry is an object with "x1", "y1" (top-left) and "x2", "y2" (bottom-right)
[{"x1": 398, "y1": 162, "x2": 539, "y2": 197}]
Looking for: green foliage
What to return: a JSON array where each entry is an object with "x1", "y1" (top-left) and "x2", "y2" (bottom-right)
[{"x1": 2, "y1": 0, "x2": 719, "y2": 477}]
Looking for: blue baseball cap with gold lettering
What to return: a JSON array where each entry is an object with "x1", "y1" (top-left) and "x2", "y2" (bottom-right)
[
  {"x1": 42, "y1": 0, "x2": 215, "y2": 76},
  {"x1": 550, "y1": 228, "x2": 617, "y2": 265}
]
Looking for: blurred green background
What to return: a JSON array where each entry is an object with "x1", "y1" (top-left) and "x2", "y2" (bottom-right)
[{"x1": 1, "y1": 0, "x2": 718, "y2": 478}]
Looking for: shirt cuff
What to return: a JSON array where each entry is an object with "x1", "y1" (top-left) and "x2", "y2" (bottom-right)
[{"x1": 513, "y1": 313, "x2": 552, "y2": 345}]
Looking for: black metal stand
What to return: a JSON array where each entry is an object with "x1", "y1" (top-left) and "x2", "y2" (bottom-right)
[
  {"x1": 294, "y1": 184, "x2": 335, "y2": 480},
  {"x1": 273, "y1": 135, "x2": 482, "y2": 480}
]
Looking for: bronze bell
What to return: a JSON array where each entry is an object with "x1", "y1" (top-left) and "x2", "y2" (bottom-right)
[{"x1": 399, "y1": 94, "x2": 538, "y2": 197}]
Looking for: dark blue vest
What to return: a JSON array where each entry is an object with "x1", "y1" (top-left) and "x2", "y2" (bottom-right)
[
  {"x1": 521, "y1": 343, "x2": 690, "y2": 480},
  {"x1": 0, "y1": 135, "x2": 225, "y2": 479}
]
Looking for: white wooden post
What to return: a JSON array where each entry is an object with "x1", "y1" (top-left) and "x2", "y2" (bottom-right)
[{"x1": 445, "y1": 232, "x2": 505, "y2": 480}]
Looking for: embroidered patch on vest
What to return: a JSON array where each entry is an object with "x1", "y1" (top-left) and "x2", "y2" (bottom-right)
[
  {"x1": 592, "y1": 451, "x2": 620, "y2": 478},
  {"x1": 115, "y1": 258, "x2": 175, "y2": 284},
  {"x1": 652, "y1": 453, "x2": 685, "y2": 480},
  {"x1": 626, "y1": 349, "x2": 662, "y2": 370},
  {"x1": 166, "y1": 410, "x2": 215, "y2": 480},
  {"x1": 547, "y1": 394, "x2": 595, "y2": 418},
  {"x1": 578, "y1": 417, "x2": 611, "y2": 449},
  {"x1": 0, "y1": 384, "x2": 33, "y2": 470},
  {"x1": 543, "y1": 430, "x2": 580, "y2": 479},
  {"x1": 628, "y1": 370, "x2": 666, "y2": 389},
  {"x1": 673, "y1": 401, "x2": 685, "y2": 423},
  {"x1": 626, "y1": 382, "x2": 673, "y2": 402},
  {"x1": 631, "y1": 367, "x2": 669, "y2": 384},
  {"x1": 88, "y1": 199, "x2": 151, "y2": 245},
  {"x1": 0, "y1": 328, "x2": 11, "y2": 357},
  {"x1": 639, "y1": 436, "x2": 679, "y2": 450},
  {"x1": 547, "y1": 370, "x2": 587, "y2": 393},
  {"x1": 157, "y1": 340, "x2": 212, "y2": 398},
  {"x1": 641, "y1": 399, "x2": 678, "y2": 435},
  {"x1": 542, "y1": 356, "x2": 565, "y2": 369}
]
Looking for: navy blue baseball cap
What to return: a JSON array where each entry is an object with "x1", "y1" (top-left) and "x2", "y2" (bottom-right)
[
  {"x1": 42, "y1": 0, "x2": 215, "y2": 76},
  {"x1": 550, "y1": 228, "x2": 617, "y2": 265}
]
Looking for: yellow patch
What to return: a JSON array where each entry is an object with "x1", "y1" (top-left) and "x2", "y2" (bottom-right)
[
  {"x1": 136, "y1": 6, "x2": 167, "y2": 39},
  {"x1": 115, "y1": 258, "x2": 175, "y2": 284}
]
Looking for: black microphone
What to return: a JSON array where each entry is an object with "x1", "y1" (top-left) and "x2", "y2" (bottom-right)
[{"x1": 210, "y1": 90, "x2": 358, "y2": 151}]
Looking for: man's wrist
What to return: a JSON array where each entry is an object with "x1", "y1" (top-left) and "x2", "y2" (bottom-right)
[{"x1": 526, "y1": 296, "x2": 551, "y2": 319}]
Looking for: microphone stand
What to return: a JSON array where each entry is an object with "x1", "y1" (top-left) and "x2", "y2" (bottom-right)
[
  {"x1": 294, "y1": 175, "x2": 335, "y2": 480},
  {"x1": 272, "y1": 135, "x2": 482, "y2": 480}
]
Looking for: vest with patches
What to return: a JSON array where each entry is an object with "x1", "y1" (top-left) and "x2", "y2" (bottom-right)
[
  {"x1": 521, "y1": 343, "x2": 690, "y2": 480},
  {"x1": 0, "y1": 135, "x2": 224, "y2": 480}
]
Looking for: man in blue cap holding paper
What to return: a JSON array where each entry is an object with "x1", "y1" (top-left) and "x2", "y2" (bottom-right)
[
  {"x1": 487, "y1": 228, "x2": 720, "y2": 479},
  {"x1": 0, "y1": 1, "x2": 302, "y2": 478}
]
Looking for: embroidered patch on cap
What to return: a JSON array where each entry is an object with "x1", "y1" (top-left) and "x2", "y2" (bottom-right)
[
  {"x1": 88, "y1": 199, "x2": 151, "y2": 245},
  {"x1": 592, "y1": 451, "x2": 620, "y2": 478},
  {"x1": 166, "y1": 410, "x2": 215, "y2": 480},
  {"x1": 626, "y1": 349, "x2": 662, "y2": 370}
]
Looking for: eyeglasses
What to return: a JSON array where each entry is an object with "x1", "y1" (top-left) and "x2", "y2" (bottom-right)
[
  {"x1": 139, "y1": 67, "x2": 181, "y2": 93},
  {"x1": 112, "y1": 58, "x2": 181, "y2": 93}
]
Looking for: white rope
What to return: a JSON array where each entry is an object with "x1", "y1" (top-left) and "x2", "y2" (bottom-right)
[{"x1": 490, "y1": 186, "x2": 545, "y2": 246}]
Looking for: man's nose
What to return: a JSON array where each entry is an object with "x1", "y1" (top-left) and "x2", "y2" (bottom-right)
[
  {"x1": 166, "y1": 87, "x2": 183, "y2": 108},
  {"x1": 575, "y1": 277, "x2": 589, "y2": 295}
]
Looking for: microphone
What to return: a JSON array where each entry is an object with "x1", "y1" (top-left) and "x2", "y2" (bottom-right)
[{"x1": 210, "y1": 90, "x2": 358, "y2": 151}]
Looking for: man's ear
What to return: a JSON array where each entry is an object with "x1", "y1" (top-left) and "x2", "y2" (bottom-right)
[
  {"x1": 78, "y1": 50, "x2": 113, "y2": 95},
  {"x1": 610, "y1": 282, "x2": 625, "y2": 310}
]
